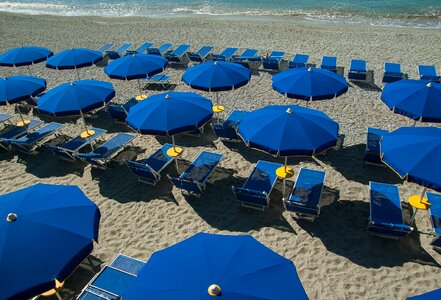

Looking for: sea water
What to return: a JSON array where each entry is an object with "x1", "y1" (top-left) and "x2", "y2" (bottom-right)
[{"x1": 0, "y1": 0, "x2": 440, "y2": 28}]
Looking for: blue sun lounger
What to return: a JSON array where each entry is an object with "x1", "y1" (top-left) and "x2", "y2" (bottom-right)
[
  {"x1": 139, "y1": 74, "x2": 171, "y2": 89},
  {"x1": 368, "y1": 181, "x2": 413, "y2": 239},
  {"x1": 0, "y1": 119, "x2": 43, "y2": 150},
  {"x1": 418, "y1": 65, "x2": 440, "y2": 82},
  {"x1": 127, "y1": 143, "x2": 181, "y2": 186},
  {"x1": 46, "y1": 127, "x2": 106, "y2": 162},
  {"x1": 187, "y1": 45, "x2": 213, "y2": 62},
  {"x1": 283, "y1": 168, "x2": 326, "y2": 220},
  {"x1": 348, "y1": 59, "x2": 367, "y2": 81},
  {"x1": 320, "y1": 56, "x2": 337, "y2": 72},
  {"x1": 77, "y1": 254, "x2": 145, "y2": 300},
  {"x1": 262, "y1": 51, "x2": 285, "y2": 71},
  {"x1": 407, "y1": 288, "x2": 441, "y2": 300},
  {"x1": 427, "y1": 192, "x2": 441, "y2": 251},
  {"x1": 211, "y1": 110, "x2": 248, "y2": 142},
  {"x1": 233, "y1": 49, "x2": 262, "y2": 69},
  {"x1": 289, "y1": 53, "x2": 309, "y2": 69},
  {"x1": 1, "y1": 122, "x2": 64, "y2": 154},
  {"x1": 168, "y1": 151, "x2": 223, "y2": 197},
  {"x1": 75, "y1": 133, "x2": 135, "y2": 169},
  {"x1": 96, "y1": 43, "x2": 114, "y2": 54},
  {"x1": 164, "y1": 44, "x2": 190, "y2": 63},
  {"x1": 106, "y1": 43, "x2": 133, "y2": 59},
  {"x1": 126, "y1": 42, "x2": 154, "y2": 55},
  {"x1": 0, "y1": 114, "x2": 13, "y2": 127},
  {"x1": 211, "y1": 47, "x2": 239, "y2": 61},
  {"x1": 382, "y1": 62, "x2": 403, "y2": 83},
  {"x1": 107, "y1": 98, "x2": 138, "y2": 123},
  {"x1": 148, "y1": 43, "x2": 173, "y2": 56},
  {"x1": 364, "y1": 127, "x2": 389, "y2": 166},
  {"x1": 232, "y1": 160, "x2": 282, "y2": 211}
]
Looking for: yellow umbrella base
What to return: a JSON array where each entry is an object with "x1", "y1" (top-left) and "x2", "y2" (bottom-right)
[
  {"x1": 167, "y1": 147, "x2": 184, "y2": 157},
  {"x1": 80, "y1": 130, "x2": 95, "y2": 138},
  {"x1": 16, "y1": 119, "x2": 31, "y2": 127},
  {"x1": 276, "y1": 166, "x2": 294, "y2": 179},
  {"x1": 408, "y1": 195, "x2": 431, "y2": 210}
]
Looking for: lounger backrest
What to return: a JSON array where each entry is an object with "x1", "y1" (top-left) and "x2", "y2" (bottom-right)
[
  {"x1": 143, "y1": 143, "x2": 174, "y2": 172},
  {"x1": 419, "y1": 65, "x2": 437, "y2": 77},
  {"x1": 127, "y1": 160, "x2": 157, "y2": 183},
  {"x1": 116, "y1": 43, "x2": 132, "y2": 55},
  {"x1": 197, "y1": 45, "x2": 213, "y2": 57},
  {"x1": 289, "y1": 168, "x2": 325, "y2": 206},
  {"x1": 321, "y1": 56, "x2": 337, "y2": 69},
  {"x1": 369, "y1": 181, "x2": 404, "y2": 225},
  {"x1": 97, "y1": 43, "x2": 114, "y2": 54},
  {"x1": 223, "y1": 110, "x2": 249, "y2": 127},
  {"x1": 384, "y1": 62, "x2": 401, "y2": 75},
  {"x1": 14, "y1": 122, "x2": 63, "y2": 144},
  {"x1": 244, "y1": 160, "x2": 281, "y2": 193},
  {"x1": 240, "y1": 49, "x2": 258, "y2": 57},
  {"x1": 350, "y1": 59, "x2": 366, "y2": 72},
  {"x1": 0, "y1": 119, "x2": 42, "y2": 139},
  {"x1": 172, "y1": 44, "x2": 190, "y2": 56},
  {"x1": 90, "y1": 266, "x2": 136, "y2": 297},
  {"x1": 211, "y1": 124, "x2": 239, "y2": 140},
  {"x1": 158, "y1": 43, "x2": 173, "y2": 55},
  {"x1": 135, "y1": 42, "x2": 153, "y2": 53},
  {"x1": 61, "y1": 127, "x2": 106, "y2": 151},
  {"x1": 269, "y1": 51, "x2": 285, "y2": 59},
  {"x1": 366, "y1": 127, "x2": 389, "y2": 153},
  {"x1": 180, "y1": 151, "x2": 223, "y2": 183},
  {"x1": 110, "y1": 254, "x2": 145, "y2": 276},
  {"x1": 93, "y1": 133, "x2": 134, "y2": 157},
  {"x1": 427, "y1": 192, "x2": 441, "y2": 235},
  {"x1": 146, "y1": 74, "x2": 170, "y2": 82},
  {"x1": 219, "y1": 47, "x2": 239, "y2": 60},
  {"x1": 293, "y1": 54, "x2": 309, "y2": 64}
]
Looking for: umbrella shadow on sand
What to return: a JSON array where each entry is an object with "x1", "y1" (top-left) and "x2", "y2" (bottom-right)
[
  {"x1": 294, "y1": 198, "x2": 439, "y2": 268},
  {"x1": 319, "y1": 144, "x2": 403, "y2": 185}
]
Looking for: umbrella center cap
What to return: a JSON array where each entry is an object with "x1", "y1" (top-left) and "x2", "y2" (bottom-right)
[
  {"x1": 308, "y1": 67, "x2": 313, "y2": 72},
  {"x1": 208, "y1": 284, "x2": 221, "y2": 296},
  {"x1": 214, "y1": 61, "x2": 218, "y2": 65},
  {"x1": 6, "y1": 213, "x2": 17, "y2": 222},
  {"x1": 286, "y1": 107, "x2": 293, "y2": 114},
  {"x1": 427, "y1": 82, "x2": 432, "y2": 88},
  {"x1": 165, "y1": 94, "x2": 171, "y2": 99},
  {"x1": 70, "y1": 81, "x2": 76, "y2": 86}
]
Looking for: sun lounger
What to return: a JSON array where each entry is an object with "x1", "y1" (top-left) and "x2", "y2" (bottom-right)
[
  {"x1": 382, "y1": 62, "x2": 403, "y2": 83},
  {"x1": 46, "y1": 127, "x2": 106, "y2": 162},
  {"x1": 211, "y1": 110, "x2": 248, "y2": 142},
  {"x1": 96, "y1": 43, "x2": 114, "y2": 54},
  {"x1": 187, "y1": 45, "x2": 213, "y2": 63},
  {"x1": 211, "y1": 47, "x2": 239, "y2": 61},
  {"x1": 232, "y1": 160, "x2": 282, "y2": 211},
  {"x1": 289, "y1": 54, "x2": 309, "y2": 69},
  {"x1": 164, "y1": 44, "x2": 190, "y2": 63},
  {"x1": 106, "y1": 43, "x2": 133, "y2": 60},
  {"x1": 0, "y1": 114, "x2": 13, "y2": 127},
  {"x1": 427, "y1": 192, "x2": 441, "y2": 251},
  {"x1": 364, "y1": 127, "x2": 389, "y2": 166},
  {"x1": 233, "y1": 49, "x2": 262, "y2": 69},
  {"x1": 77, "y1": 254, "x2": 144, "y2": 300},
  {"x1": 262, "y1": 51, "x2": 285, "y2": 71},
  {"x1": 368, "y1": 181, "x2": 413, "y2": 239},
  {"x1": 127, "y1": 143, "x2": 181, "y2": 186},
  {"x1": 75, "y1": 133, "x2": 135, "y2": 169},
  {"x1": 126, "y1": 42, "x2": 154, "y2": 55},
  {"x1": 0, "y1": 119, "x2": 43, "y2": 150},
  {"x1": 320, "y1": 56, "x2": 337, "y2": 72},
  {"x1": 283, "y1": 168, "x2": 326, "y2": 220},
  {"x1": 418, "y1": 65, "x2": 440, "y2": 82},
  {"x1": 139, "y1": 74, "x2": 171, "y2": 89},
  {"x1": 168, "y1": 151, "x2": 223, "y2": 197},
  {"x1": 107, "y1": 98, "x2": 138, "y2": 123},
  {"x1": 348, "y1": 59, "x2": 367, "y2": 81},
  {"x1": 147, "y1": 43, "x2": 173, "y2": 56},
  {"x1": 1, "y1": 122, "x2": 64, "y2": 154}
]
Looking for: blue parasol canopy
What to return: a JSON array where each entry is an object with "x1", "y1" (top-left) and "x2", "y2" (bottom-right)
[
  {"x1": 124, "y1": 232, "x2": 309, "y2": 300},
  {"x1": 46, "y1": 48, "x2": 103, "y2": 70},
  {"x1": 126, "y1": 92, "x2": 213, "y2": 136},
  {"x1": 272, "y1": 67, "x2": 348, "y2": 100},
  {"x1": 0, "y1": 183, "x2": 100, "y2": 300},
  {"x1": 182, "y1": 60, "x2": 251, "y2": 92},
  {"x1": 0, "y1": 75, "x2": 46, "y2": 105},
  {"x1": 237, "y1": 105, "x2": 339, "y2": 156},
  {"x1": 0, "y1": 46, "x2": 53, "y2": 67},
  {"x1": 38, "y1": 79, "x2": 115, "y2": 117},
  {"x1": 381, "y1": 126, "x2": 441, "y2": 191},
  {"x1": 381, "y1": 80, "x2": 441, "y2": 122},
  {"x1": 104, "y1": 53, "x2": 167, "y2": 80}
]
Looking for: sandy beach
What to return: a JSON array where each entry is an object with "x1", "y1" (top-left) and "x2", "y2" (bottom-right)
[{"x1": 1, "y1": 11, "x2": 441, "y2": 299}]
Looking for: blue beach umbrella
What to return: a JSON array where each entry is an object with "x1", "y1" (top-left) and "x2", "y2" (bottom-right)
[
  {"x1": 272, "y1": 67, "x2": 348, "y2": 100},
  {"x1": 381, "y1": 126, "x2": 441, "y2": 193},
  {"x1": 0, "y1": 183, "x2": 100, "y2": 300},
  {"x1": 0, "y1": 75, "x2": 47, "y2": 125},
  {"x1": 38, "y1": 80, "x2": 115, "y2": 136},
  {"x1": 381, "y1": 80, "x2": 441, "y2": 123},
  {"x1": 46, "y1": 48, "x2": 103, "y2": 79},
  {"x1": 124, "y1": 232, "x2": 308, "y2": 300},
  {"x1": 0, "y1": 46, "x2": 53, "y2": 75}
]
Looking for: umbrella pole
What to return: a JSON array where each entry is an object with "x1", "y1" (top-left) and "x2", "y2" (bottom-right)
[
  {"x1": 283, "y1": 156, "x2": 288, "y2": 196},
  {"x1": 27, "y1": 65, "x2": 32, "y2": 76},
  {"x1": 410, "y1": 187, "x2": 428, "y2": 224},
  {"x1": 137, "y1": 80, "x2": 142, "y2": 95},
  {"x1": 80, "y1": 112, "x2": 90, "y2": 135},
  {"x1": 172, "y1": 135, "x2": 179, "y2": 172},
  {"x1": 15, "y1": 103, "x2": 28, "y2": 128},
  {"x1": 76, "y1": 68, "x2": 80, "y2": 81}
]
